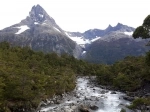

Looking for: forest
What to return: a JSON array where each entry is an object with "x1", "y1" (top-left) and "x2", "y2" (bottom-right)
[{"x1": 0, "y1": 41, "x2": 98, "y2": 111}]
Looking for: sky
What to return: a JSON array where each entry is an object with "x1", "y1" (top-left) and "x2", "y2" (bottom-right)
[{"x1": 0, "y1": 0, "x2": 150, "y2": 32}]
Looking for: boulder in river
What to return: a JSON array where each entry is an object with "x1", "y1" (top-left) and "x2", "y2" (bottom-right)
[
  {"x1": 111, "y1": 91, "x2": 117, "y2": 94},
  {"x1": 90, "y1": 105, "x2": 99, "y2": 110},
  {"x1": 122, "y1": 96, "x2": 135, "y2": 101},
  {"x1": 78, "y1": 105, "x2": 90, "y2": 112}
]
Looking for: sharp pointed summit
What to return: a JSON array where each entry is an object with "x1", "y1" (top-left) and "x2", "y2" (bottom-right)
[
  {"x1": 108, "y1": 24, "x2": 113, "y2": 28},
  {"x1": 19, "y1": 4, "x2": 57, "y2": 27},
  {"x1": 29, "y1": 4, "x2": 55, "y2": 24},
  {"x1": 105, "y1": 24, "x2": 113, "y2": 32}
]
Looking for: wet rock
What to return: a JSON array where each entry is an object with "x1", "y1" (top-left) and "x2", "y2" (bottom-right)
[
  {"x1": 101, "y1": 90, "x2": 107, "y2": 94},
  {"x1": 146, "y1": 106, "x2": 150, "y2": 111},
  {"x1": 90, "y1": 105, "x2": 99, "y2": 110},
  {"x1": 79, "y1": 105, "x2": 90, "y2": 112},
  {"x1": 145, "y1": 93, "x2": 150, "y2": 97},
  {"x1": 111, "y1": 91, "x2": 117, "y2": 94},
  {"x1": 122, "y1": 96, "x2": 134, "y2": 101},
  {"x1": 55, "y1": 100, "x2": 61, "y2": 104}
]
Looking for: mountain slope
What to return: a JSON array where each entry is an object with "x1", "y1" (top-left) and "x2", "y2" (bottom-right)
[
  {"x1": 0, "y1": 5, "x2": 82, "y2": 58},
  {"x1": 83, "y1": 32, "x2": 150, "y2": 64},
  {"x1": 66, "y1": 23, "x2": 150, "y2": 64}
]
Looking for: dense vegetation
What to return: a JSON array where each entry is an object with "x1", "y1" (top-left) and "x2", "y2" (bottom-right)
[
  {"x1": 96, "y1": 55, "x2": 150, "y2": 91},
  {"x1": 0, "y1": 42, "x2": 97, "y2": 111},
  {"x1": 128, "y1": 97, "x2": 150, "y2": 110},
  {"x1": 133, "y1": 15, "x2": 150, "y2": 39},
  {"x1": 0, "y1": 41, "x2": 149, "y2": 111}
]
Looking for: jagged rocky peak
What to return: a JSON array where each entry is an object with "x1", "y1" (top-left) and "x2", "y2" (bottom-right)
[
  {"x1": 107, "y1": 24, "x2": 113, "y2": 28},
  {"x1": 115, "y1": 23, "x2": 125, "y2": 29},
  {"x1": 105, "y1": 24, "x2": 113, "y2": 32},
  {"x1": 114, "y1": 22, "x2": 134, "y2": 32},
  {"x1": 21, "y1": 4, "x2": 55, "y2": 26}
]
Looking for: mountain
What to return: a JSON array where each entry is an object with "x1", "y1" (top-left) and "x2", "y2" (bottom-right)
[
  {"x1": 67, "y1": 23, "x2": 134, "y2": 39},
  {"x1": 67, "y1": 23, "x2": 150, "y2": 64},
  {"x1": 66, "y1": 23, "x2": 134, "y2": 47},
  {"x1": 0, "y1": 5, "x2": 82, "y2": 58},
  {"x1": 83, "y1": 32, "x2": 150, "y2": 64}
]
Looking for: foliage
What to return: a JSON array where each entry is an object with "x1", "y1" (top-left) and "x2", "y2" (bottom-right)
[
  {"x1": 133, "y1": 15, "x2": 150, "y2": 39},
  {"x1": 128, "y1": 97, "x2": 150, "y2": 109},
  {"x1": 96, "y1": 65, "x2": 114, "y2": 85},
  {"x1": 96, "y1": 55, "x2": 150, "y2": 91},
  {"x1": 0, "y1": 41, "x2": 150, "y2": 111},
  {"x1": 0, "y1": 42, "x2": 96, "y2": 111},
  {"x1": 120, "y1": 108, "x2": 126, "y2": 112}
]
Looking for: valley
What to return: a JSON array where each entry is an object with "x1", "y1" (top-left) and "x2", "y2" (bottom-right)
[{"x1": 0, "y1": 4, "x2": 149, "y2": 112}]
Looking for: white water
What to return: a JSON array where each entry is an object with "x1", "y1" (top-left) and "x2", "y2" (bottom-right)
[{"x1": 40, "y1": 77, "x2": 131, "y2": 112}]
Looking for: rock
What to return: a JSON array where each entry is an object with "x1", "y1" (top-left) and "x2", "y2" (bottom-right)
[
  {"x1": 146, "y1": 106, "x2": 150, "y2": 111},
  {"x1": 111, "y1": 91, "x2": 117, "y2": 94},
  {"x1": 96, "y1": 97, "x2": 99, "y2": 101},
  {"x1": 37, "y1": 101, "x2": 47, "y2": 109},
  {"x1": 122, "y1": 96, "x2": 134, "y2": 101},
  {"x1": 101, "y1": 90, "x2": 107, "y2": 94},
  {"x1": 145, "y1": 93, "x2": 150, "y2": 97},
  {"x1": 55, "y1": 100, "x2": 61, "y2": 104},
  {"x1": 90, "y1": 105, "x2": 99, "y2": 110},
  {"x1": 126, "y1": 92, "x2": 138, "y2": 97},
  {"x1": 78, "y1": 105, "x2": 90, "y2": 112},
  {"x1": 84, "y1": 96, "x2": 89, "y2": 100}
]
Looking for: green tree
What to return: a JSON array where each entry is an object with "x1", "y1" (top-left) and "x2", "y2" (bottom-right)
[{"x1": 133, "y1": 15, "x2": 150, "y2": 39}]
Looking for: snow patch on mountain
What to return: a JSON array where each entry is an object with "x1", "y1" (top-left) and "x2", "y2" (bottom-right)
[
  {"x1": 69, "y1": 36, "x2": 90, "y2": 45},
  {"x1": 91, "y1": 36, "x2": 101, "y2": 42},
  {"x1": 54, "y1": 27, "x2": 61, "y2": 33},
  {"x1": 65, "y1": 32, "x2": 100, "y2": 47},
  {"x1": 65, "y1": 32, "x2": 89, "y2": 45},
  {"x1": 124, "y1": 32, "x2": 133, "y2": 36},
  {"x1": 34, "y1": 22, "x2": 39, "y2": 25},
  {"x1": 15, "y1": 25, "x2": 30, "y2": 34},
  {"x1": 39, "y1": 14, "x2": 44, "y2": 18},
  {"x1": 82, "y1": 51, "x2": 87, "y2": 55}
]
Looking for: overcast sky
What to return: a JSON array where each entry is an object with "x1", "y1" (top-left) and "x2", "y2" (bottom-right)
[{"x1": 0, "y1": 0, "x2": 149, "y2": 32}]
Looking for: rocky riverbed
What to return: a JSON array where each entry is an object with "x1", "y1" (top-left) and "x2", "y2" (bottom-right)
[{"x1": 38, "y1": 76, "x2": 132, "y2": 112}]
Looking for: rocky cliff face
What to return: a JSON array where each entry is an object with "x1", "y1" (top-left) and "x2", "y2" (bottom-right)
[{"x1": 0, "y1": 5, "x2": 82, "y2": 58}]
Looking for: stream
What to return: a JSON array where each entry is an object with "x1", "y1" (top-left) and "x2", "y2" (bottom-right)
[{"x1": 39, "y1": 77, "x2": 132, "y2": 112}]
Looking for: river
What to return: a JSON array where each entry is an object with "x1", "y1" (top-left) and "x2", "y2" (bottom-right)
[{"x1": 40, "y1": 77, "x2": 132, "y2": 112}]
